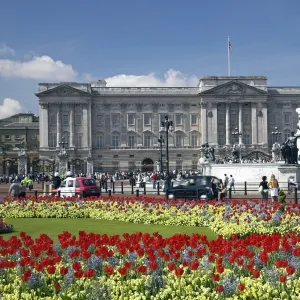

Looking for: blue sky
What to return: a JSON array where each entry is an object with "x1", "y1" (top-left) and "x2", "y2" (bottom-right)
[{"x1": 0, "y1": 0, "x2": 300, "y2": 117}]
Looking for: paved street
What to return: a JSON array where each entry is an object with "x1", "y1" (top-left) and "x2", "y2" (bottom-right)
[{"x1": 0, "y1": 180, "x2": 297, "y2": 204}]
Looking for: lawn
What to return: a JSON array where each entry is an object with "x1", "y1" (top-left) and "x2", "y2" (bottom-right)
[{"x1": 2, "y1": 218, "x2": 217, "y2": 241}]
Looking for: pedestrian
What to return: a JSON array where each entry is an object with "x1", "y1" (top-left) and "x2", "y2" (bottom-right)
[
  {"x1": 218, "y1": 179, "x2": 226, "y2": 201},
  {"x1": 8, "y1": 179, "x2": 20, "y2": 200},
  {"x1": 269, "y1": 174, "x2": 279, "y2": 201},
  {"x1": 229, "y1": 175, "x2": 235, "y2": 192},
  {"x1": 259, "y1": 176, "x2": 269, "y2": 200},
  {"x1": 224, "y1": 174, "x2": 229, "y2": 188},
  {"x1": 52, "y1": 172, "x2": 61, "y2": 189}
]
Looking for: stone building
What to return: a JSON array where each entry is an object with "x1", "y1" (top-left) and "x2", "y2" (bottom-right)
[
  {"x1": 35, "y1": 76, "x2": 300, "y2": 174},
  {"x1": 0, "y1": 113, "x2": 40, "y2": 174}
]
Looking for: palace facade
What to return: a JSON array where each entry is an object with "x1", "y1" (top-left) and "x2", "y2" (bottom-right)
[{"x1": 35, "y1": 76, "x2": 300, "y2": 173}]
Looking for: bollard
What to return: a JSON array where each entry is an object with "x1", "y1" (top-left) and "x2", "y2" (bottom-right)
[
  {"x1": 112, "y1": 182, "x2": 115, "y2": 194},
  {"x1": 171, "y1": 181, "x2": 174, "y2": 187},
  {"x1": 58, "y1": 190, "x2": 61, "y2": 198},
  {"x1": 144, "y1": 183, "x2": 146, "y2": 195},
  {"x1": 131, "y1": 181, "x2": 134, "y2": 195},
  {"x1": 136, "y1": 189, "x2": 139, "y2": 197},
  {"x1": 295, "y1": 187, "x2": 298, "y2": 204},
  {"x1": 41, "y1": 182, "x2": 44, "y2": 191},
  {"x1": 105, "y1": 184, "x2": 108, "y2": 193},
  {"x1": 244, "y1": 181, "x2": 247, "y2": 195},
  {"x1": 108, "y1": 189, "x2": 112, "y2": 197},
  {"x1": 197, "y1": 189, "x2": 200, "y2": 199},
  {"x1": 229, "y1": 187, "x2": 232, "y2": 199},
  {"x1": 121, "y1": 182, "x2": 124, "y2": 194},
  {"x1": 157, "y1": 182, "x2": 160, "y2": 195},
  {"x1": 35, "y1": 190, "x2": 38, "y2": 199}
]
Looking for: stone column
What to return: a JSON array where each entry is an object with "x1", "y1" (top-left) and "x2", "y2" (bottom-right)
[
  {"x1": 251, "y1": 103, "x2": 257, "y2": 145},
  {"x1": 56, "y1": 105, "x2": 61, "y2": 148},
  {"x1": 262, "y1": 103, "x2": 268, "y2": 146},
  {"x1": 88, "y1": 101, "x2": 92, "y2": 148},
  {"x1": 83, "y1": 104, "x2": 88, "y2": 148},
  {"x1": 226, "y1": 103, "x2": 230, "y2": 145},
  {"x1": 210, "y1": 103, "x2": 218, "y2": 146},
  {"x1": 295, "y1": 108, "x2": 300, "y2": 161},
  {"x1": 86, "y1": 156, "x2": 94, "y2": 177},
  {"x1": 238, "y1": 103, "x2": 243, "y2": 145},
  {"x1": 39, "y1": 104, "x2": 49, "y2": 148},
  {"x1": 70, "y1": 105, "x2": 75, "y2": 148},
  {"x1": 200, "y1": 102, "x2": 207, "y2": 144}
]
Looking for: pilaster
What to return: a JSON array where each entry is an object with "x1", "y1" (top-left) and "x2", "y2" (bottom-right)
[
  {"x1": 238, "y1": 103, "x2": 243, "y2": 145},
  {"x1": 56, "y1": 105, "x2": 61, "y2": 148},
  {"x1": 70, "y1": 104, "x2": 75, "y2": 148},
  {"x1": 225, "y1": 103, "x2": 230, "y2": 145},
  {"x1": 200, "y1": 101, "x2": 207, "y2": 144},
  {"x1": 251, "y1": 102, "x2": 257, "y2": 145}
]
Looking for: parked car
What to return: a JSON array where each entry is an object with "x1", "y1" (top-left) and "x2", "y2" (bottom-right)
[
  {"x1": 166, "y1": 176, "x2": 220, "y2": 200},
  {"x1": 53, "y1": 177, "x2": 100, "y2": 197}
]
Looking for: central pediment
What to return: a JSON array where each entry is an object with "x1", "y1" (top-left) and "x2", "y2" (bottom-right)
[
  {"x1": 199, "y1": 80, "x2": 268, "y2": 96},
  {"x1": 35, "y1": 84, "x2": 91, "y2": 97}
]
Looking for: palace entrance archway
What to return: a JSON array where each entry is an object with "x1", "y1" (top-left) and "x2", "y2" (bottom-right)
[{"x1": 141, "y1": 158, "x2": 154, "y2": 172}]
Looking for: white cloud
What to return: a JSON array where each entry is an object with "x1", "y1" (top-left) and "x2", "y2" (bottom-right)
[
  {"x1": 0, "y1": 98, "x2": 23, "y2": 119},
  {"x1": 0, "y1": 55, "x2": 77, "y2": 81},
  {"x1": 105, "y1": 69, "x2": 198, "y2": 87},
  {"x1": 0, "y1": 43, "x2": 15, "y2": 57}
]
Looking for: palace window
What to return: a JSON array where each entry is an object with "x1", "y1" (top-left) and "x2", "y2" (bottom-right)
[
  {"x1": 75, "y1": 133, "x2": 83, "y2": 148},
  {"x1": 144, "y1": 135, "x2": 151, "y2": 147},
  {"x1": 243, "y1": 134, "x2": 250, "y2": 145},
  {"x1": 112, "y1": 135, "x2": 120, "y2": 147},
  {"x1": 191, "y1": 114, "x2": 197, "y2": 125},
  {"x1": 284, "y1": 112, "x2": 291, "y2": 125},
  {"x1": 218, "y1": 133, "x2": 226, "y2": 146},
  {"x1": 62, "y1": 132, "x2": 70, "y2": 146},
  {"x1": 112, "y1": 162, "x2": 119, "y2": 172},
  {"x1": 96, "y1": 114, "x2": 104, "y2": 125},
  {"x1": 128, "y1": 135, "x2": 135, "y2": 147},
  {"x1": 128, "y1": 114, "x2": 135, "y2": 126},
  {"x1": 49, "y1": 133, "x2": 57, "y2": 147},
  {"x1": 176, "y1": 160, "x2": 183, "y2": 171},
  {"x1": 283, "y1": 129, "x2": 291, "y2": 141},
  {"x1": 144, "y1": 113, "x2": 151, "y2": 126},
  {"x1": 191, "y1": 134, "x2": 198, "y2": 147},
  {"x1": 175, "y1": 134, "x2": 183, "y2": 147},
  {"x1": 112, "y1": 114, "x2": 120, "y2": 126},
  {"x1": 192, "y1": 160, "x2": 198, "y2": 170},
  {"x1": 62, "y1": 114, "x2": 69, "y2": 126},
  {"x1": 50, "y1": 114, "x2": 56, "y2": 125},
  {"x1": 96, "y1": 134, "x2": 104, "y2": 148},
  {"x1": 15, "y1": 134, "x2": 21, "y2": 140},
  {"x1": 175, "y1": 114, "x2": 182, "y2": 125},
  {"x1": 75, "y1": 114, "x2": 82, "y2": 126}
]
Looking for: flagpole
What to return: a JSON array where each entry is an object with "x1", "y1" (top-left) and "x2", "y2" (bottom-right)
[{"x1": 228, "y1": 36, "x2": 230, "y2": 76}]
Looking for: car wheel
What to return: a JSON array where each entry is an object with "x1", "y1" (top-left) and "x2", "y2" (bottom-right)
[{"x1": 81, "y1": 191, "x2": 87, "y2": 198}]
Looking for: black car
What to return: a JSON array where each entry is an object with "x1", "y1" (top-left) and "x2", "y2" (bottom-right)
[{"x1": 166, "y1": 176, "x2": 220, "y2": 200}]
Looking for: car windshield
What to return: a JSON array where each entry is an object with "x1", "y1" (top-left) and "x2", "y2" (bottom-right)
[
  {"x1": 82, "y1": 179, "x2": 96, "y2": 186},
  {"x1": 179, "y1": 177, "x2": 209, "y2": 186}
]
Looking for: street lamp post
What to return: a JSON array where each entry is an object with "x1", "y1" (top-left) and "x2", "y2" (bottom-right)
[
  {"x1": 161, "y1": 115, "x2": 173, "y2": 189},
  {"x1": 231, "y1": 127, "x2": 243, "y2": 161},
  {"x1": 158, "y1": 135, "x2": 164, "y2": 173},
  {"x1": 271, "y1": 126, "x2": 281, "y2": 143}
]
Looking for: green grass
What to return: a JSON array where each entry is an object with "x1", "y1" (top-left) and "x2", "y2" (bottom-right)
[{"x1": 2, "y1": 218, "x2": 217, "y2": 241}]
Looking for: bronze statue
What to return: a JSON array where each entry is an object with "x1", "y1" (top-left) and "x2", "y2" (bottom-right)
[
  {"x1": 281, "y1": 131, "x2": 299, "y2": 164},
  {"x1": 201, "y1": 143, "x2": 215, "y2": 161}
]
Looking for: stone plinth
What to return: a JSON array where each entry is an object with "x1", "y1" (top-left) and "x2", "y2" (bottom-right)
[
  {"x1": 204, "y1": 163, "x2": 300, "y2": 189},
  {"x1": 86, "y1": 157, "x2": 93, "y2": 177}
]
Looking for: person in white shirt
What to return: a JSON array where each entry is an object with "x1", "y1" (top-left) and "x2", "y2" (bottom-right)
[{"x1": 228, "y1": 175, "x2": 235, "y2": 192}]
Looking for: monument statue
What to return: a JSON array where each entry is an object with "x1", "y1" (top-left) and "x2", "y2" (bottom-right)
[
  {"x1": 200, "y1": 143, "x2": 215, "y2": 162},
  {"x1": 281, "y1": 131, "x2": 299, "y2": 164}
]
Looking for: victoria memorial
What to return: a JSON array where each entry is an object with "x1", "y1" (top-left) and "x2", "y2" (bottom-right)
[{"x1": 35, "y1": 76, "x2": 300, "y2": 174}]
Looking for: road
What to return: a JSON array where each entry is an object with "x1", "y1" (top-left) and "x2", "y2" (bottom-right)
[{"x1": 0, "y1": 181, "x2": 297, "y2": 204}]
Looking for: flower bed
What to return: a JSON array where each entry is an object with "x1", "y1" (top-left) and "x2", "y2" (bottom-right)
[
  {"x1": 1, "y1": 231, "x2": 300, "y2": 299},
  {"x1": 1, "y1": 197, "x2": 300, "y2": 238}
]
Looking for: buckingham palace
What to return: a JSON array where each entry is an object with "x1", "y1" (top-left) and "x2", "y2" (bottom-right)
[{"x1": 35, "y1": 76, "x2": 300, "y2": 174}]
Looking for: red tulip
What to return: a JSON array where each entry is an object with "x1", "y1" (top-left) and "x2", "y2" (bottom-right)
[
  {"x1": 252, "y1": 269, "x2": 260, "y2": 279},
  {"x1": 60, "y1": 266, "x2": 68, "y2": 275},
  {"x1": 212, "y1": 273, "x2": 220, "y2": 282},
  {"x1": 104, "y1": 265, "x2": 114, "y2": 276},
  {"x1": 238, "y1": 284, "x2": 245, "y2": 291},
  {"x1": 167, "y1": 262, "x2": 176, "y2": 271},
  {"x1": 174, "y1": 267, "x2": 184, "y2": 276},
  {"x1": 47, "y1": 265, "x2": 56, "y2": 275},
  {"x1": 286, "y1": 266, "x2": 296, "y2": 275},
  {"x1": 216, "y1": 285, "x2": 224, "y2": 293},
  {"x1": 74, "y1": 270, "x2": 84, "y2": 278},
  {"x1": 279, "y1": 274, "x2": 287, "y2": 283},
  {"x1": 149, "y1": 261, "x2": 158, "y2": 271},
  {"x1": 118, "y1": 267, "x2": 128, "y2": 276},
  {"x1": 54, "y1": 283, "x2": 61, "y2": 291},
  {"x1": 216, "y1": 265, "x2": 224, "y2": 274}
]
